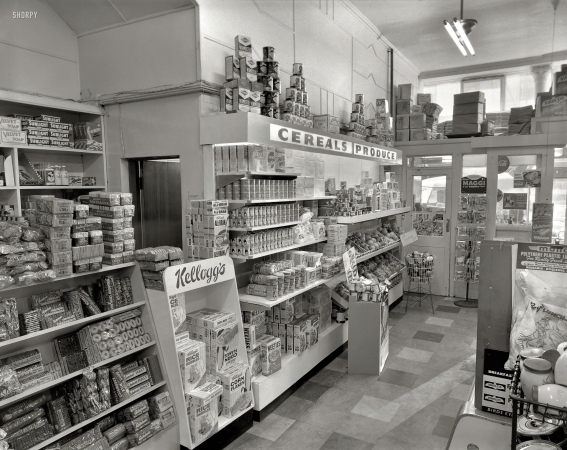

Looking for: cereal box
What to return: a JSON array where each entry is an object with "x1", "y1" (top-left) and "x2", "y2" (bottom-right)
[
  {"x1": 243, "y1": 323, "x2": 256, "y2": 350},
  {"x1": 260, "y1": 335, "x2": 281, "y2": 375},
  {"x1": 188, "y1": 382, "x2": 222, "y2": 446},
  {"x1": 292, "y1": 317, "x2": 308, "y2": 355},
  {"x1": 209, "y1": 319, "x2": 239, "y2": 374},
  {"x1": 219, "y1": 362, "x2": 253, "y2": 418},
  {"x1": 247, "y1": 344, "x2": 262, "y2": 376},
  {"x1": 178, "y1": 339, "x2": 206, "y2": 394},
  {"x1": 277, "y1": 323, "x2": 287, "y2": 354},
  {"x1": 306, "y1": 314, "x2": 320, "y2": 347}
]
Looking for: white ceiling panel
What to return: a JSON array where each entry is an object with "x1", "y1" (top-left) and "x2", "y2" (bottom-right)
[
  {"x1": 110, "y1": 0, "x2": 191, "y2": 22},
  {"x1": 351, "y1": 0, "x2": 567, "y2": 74}
]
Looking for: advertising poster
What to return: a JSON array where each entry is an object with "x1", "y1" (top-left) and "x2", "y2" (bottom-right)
[
  {"x1": 482, "y1": 349, "x2": 514, "y2": 417},
  {"x1": 504, "y1": 244, "x2": 567, "y2": 371},
  {"x1": 503, "y1": 193, "x2": 527, "y2": 210},
  {"x1": 532, "y1": 203, "x2": 554, "y2": 243},
  {"x1": 461, "y1": 175, "x2": 487, "y2": 194}
]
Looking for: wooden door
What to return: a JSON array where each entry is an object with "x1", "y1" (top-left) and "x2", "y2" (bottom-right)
[{"x1": 140, "y1": 160, "x2": 182, "y2": 249}]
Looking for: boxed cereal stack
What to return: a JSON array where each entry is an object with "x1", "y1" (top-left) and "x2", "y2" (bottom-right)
[
  {"x1": 134, "y1": 246, "x2": 183, "y2": 290},
  {"x1": 282, "y1": 63, "x2": 313, "y2": 128},
  {"x1": 347, "y1": 94, "x2": 366, "y2": 141},
  {"x1": 187, "y1": 200, "x2": 229, "y2": 260},
  {"x1": 87, "y1": 192, "x2": 135, "y2": 269},
  {"x1": 306, "y1": 285, "x2": 332, "y2": 332}
]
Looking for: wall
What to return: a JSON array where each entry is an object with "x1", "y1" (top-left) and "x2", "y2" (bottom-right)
[
  {"x1": 0, "y1": 0, "x2": 80, "y2": 99},
  {"x1": 78, "y1": 9, "x2": 198, "y2": 101},
  {"x1": 199, "y1": 0, "x2": 418, "y2": 185}
]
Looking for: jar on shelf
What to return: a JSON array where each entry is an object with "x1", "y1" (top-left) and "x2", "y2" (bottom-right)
[{"x1": 521, "y1": 358, "x2": 554, "y2": 401}]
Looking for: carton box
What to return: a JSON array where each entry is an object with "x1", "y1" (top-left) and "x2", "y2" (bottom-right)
[
  {"x1": 263, "y1": 146, "x2": 277, "y2": 172},
  {"x1": 237, "y1": 145, "x2": 248, "y2": 171},
  {"x1": 454, "y1": 91, "x2": 485, "y2": 105},
  {"x1": 247, "y1": 344, "x2": 262, "y2": 376},
  {"x1": 220, "y1": 89, "x2": 233, "y2": 113},
  {"x1": 239, "y1": 57, "x2": 257, "y2": 82},
  {"x1": 396, "y1": 129, "x2": 410, "y2": 142},
  {"x1": 292, "y1": 317, "x2": 308, "y2": 354},
  {"x1": 452, "y1": 122, "x2": 482, "y2": 134},
  {"x1": 0, "y1": 130, "x2": 27, "y2": 145},
  {"x1": 395, "y1": 114, "x2": 410, "y2": 130},
  {"x1": 178, "y1": 340, "x2": 206, "y2": 394},
  {"x1": 260, "y1": 335, "x2": 281, "y2": 375},
  {"x1": 416, "y1": 93, "x2": 431, "y2": 105},
  {"x1": 0, "y1": 117, "x2": 21, "y2": 131},
  {"x1": 188, "y1": 382, "x2": 222, "y2": 446},
  {"x1": 277, "y1": 323, "x2": 287, "y2": 353},
  {"x1": 556, "y1": 71, "x2": 567, "y2": 95},
  {"x1": 396, "y1": 99, "x2": 413, "y2": 115},
  {"x1": 409, "y1": 113, "x2": 427, "y2": 129},
  {"x1": 232, "y1": 88, "x2": 250, "y2": 113},
  {"x1": 312, "y1": 115, "x2": 340, "y2": 134},
  {"x1": 220, "y1": 363, "x2": 253, "y2": 418},
  {"x1": 225, "y1": 55, "x2": 240, "y2": 81},
  {"x1": 541, "y1": 95, "x2": 567, "y2": 117},
  {"x1": 376, "y1": 99, "x2": 389, "y2": 114},
  {"x1": 452, "y1": 113, "x2": 484, "y2": 124},
  {"x1": 398, "y1": 84, "x2": 415, "y2": 100},
  {"x1": 410, "y1": 128, "x2": 427, "y2": 141},
  {"x1": 229, "y1": 146, "x2": 237, "y2": 172},
  {"x1": 235, "y1": 35, "x2": 252, "y2": 58},
  {"x1": 453, "y1": 102, "x2": 485, "y2": 115},
  {"x1": 209, "y1": 320, "x2": 239, "y2": 374},
  {"x1": 249, "y1": 91, "x2": 262, "y2": 114}
]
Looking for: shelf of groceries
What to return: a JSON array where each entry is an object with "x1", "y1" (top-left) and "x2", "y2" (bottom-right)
[
  {"x1": 320, "y1": 206, "x2": 411, "y2": 224},
  {"x1": 230, "y1": 237, "x2": 327, "y2": 260},
  {"x1": 227, "y1": 195, "x2": 337, "y2": 205}
]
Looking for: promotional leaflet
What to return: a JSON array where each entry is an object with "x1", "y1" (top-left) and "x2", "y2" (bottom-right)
[
  {"x1": 342, "y1": 247, "x2": 358, "y2": 282},
  {"x1": 531, "y1": 203, "x2": 554, "y2": 243},
  {"x1": 503, "y1": 193, "x2": 527, "y2": 210}
]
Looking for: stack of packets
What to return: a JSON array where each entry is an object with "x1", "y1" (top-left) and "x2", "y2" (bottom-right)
[
  {"x1": 451, "y1": 91, "x2": 486, "y2": 135},
  {"x1": 229, "y1": 204, "x2": 300, "y2": 228},
  {"x1": 73, "y1": 119, "x2": 103, "y2": 152},
  {"x1": 0, "y1": 113, "x2": 73, "y2": 148},
  {"x1": 363, "y1": 97, "x2": 394, "y2": 147},
  {"x1": 486, "y1": 112, "x2": 510, "y2": 136},
  {"x1": 244, "y1": 312, "x2": 282, "y2": 377},
  {"x1": 134, "y1": 246, "x2": 183, "y2": 291},
  {"x1": 222, "y1": 36, "x2": 282, "y2": 118},
  {"x1": 508, "y1": 105, "x2": 533, "y2": 135},
  {"x1": 244, "y1": 254, "x2": 323, "y2": 300},
  {"x1": 0, "y1": 221, "x2": 57, "y2": 290},
  {"x1": 266, "y1": 305, "x2": 319, "y2": 357},
  {"x1": 179, "y1": 309, "x2": 254, "y2": 445},
  {"x1": 84, "y1": 192, "x2": 135, "y2": 267},
  {"x1": 395, "y1": 89, "x2": 443, "y2": 142},
  {"x1": 213, "y1": 143, "x2": 294, "y2": 175},
  {"x1": 0, "y1": 378, "x2": 170, "y2": 450},
  {"x1": 0, "y1": 349, "x2": 54, "y2": 399},
  {"x1": 186, "y1": 200, "x2": 229, "y2": 261},
  {"x1": 281, "y1": 62, "x2": 314, "y2": 127},
  {"x1": 219, "y1": 177, "x2": 298, "y2": 202}
]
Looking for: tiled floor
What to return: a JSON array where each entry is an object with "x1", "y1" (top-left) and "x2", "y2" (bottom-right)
[{"x1": 227, "y1": 296, "x2": 478, "y2": 450}]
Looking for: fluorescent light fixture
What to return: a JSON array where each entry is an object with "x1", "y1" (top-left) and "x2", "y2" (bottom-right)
[
  {"x1": 453, "y1": 19, "x2": 475, "y2": 55},
  {"x1": 444, "y1": 20, "x2": 467, "y2": 56}
]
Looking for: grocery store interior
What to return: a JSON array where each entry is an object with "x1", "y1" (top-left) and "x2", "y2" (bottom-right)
[{"x1": 0, "y1": 0, "x2": 566, "y2": 449}]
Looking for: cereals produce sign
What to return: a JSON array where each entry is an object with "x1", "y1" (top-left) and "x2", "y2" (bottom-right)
[{"x1": 269, "y1": 124, "x2": 398, "y2": 163}]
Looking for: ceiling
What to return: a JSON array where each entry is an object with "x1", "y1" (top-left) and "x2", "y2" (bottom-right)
[
  {"x1": 351, "y1": 0, "x2": 567, "y2": 77},
  {"x1": 44, "y1": 0, "x2": 194, "y2": 36}
]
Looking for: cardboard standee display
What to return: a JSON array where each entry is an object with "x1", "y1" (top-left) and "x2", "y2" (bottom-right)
[{"x1": 145, "y1": 256, "x2": 254, "y2": 449}]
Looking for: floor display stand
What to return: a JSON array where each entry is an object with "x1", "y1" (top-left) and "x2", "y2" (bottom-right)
[
  {"x1": 145, "y1": 256, "x2": 254, "y2": 449},
  {"x1": 0, "y1": 263, "x2": 176, "y2": 450}
]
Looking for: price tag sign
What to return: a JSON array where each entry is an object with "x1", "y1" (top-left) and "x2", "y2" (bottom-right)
[
  {"x1": 400, "y1": 229, "x2": 418, "y2": 247},
  {"x1": 342, "y1": 247, "x2": 358, "y2": 283}
]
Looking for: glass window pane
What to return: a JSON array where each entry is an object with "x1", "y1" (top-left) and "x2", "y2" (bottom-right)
[
  {"x1": 505, "y1": 72, "x2": 536, "y2": 110},
  {"x1": 412, "y1": 175, "x2": 446, "y2": 236},
  {"x1": 463, "y1": 154, "x2": 487, "y2": 178},
  {"x1": 423, "y1": 81, "x2": 461, "y2": 123},
  {"x1": 409, "y1": 155, "x2": 452, "y2": 168},
  {"x1": 462, "y1": 78, "x2": 502, "y2": 112}
]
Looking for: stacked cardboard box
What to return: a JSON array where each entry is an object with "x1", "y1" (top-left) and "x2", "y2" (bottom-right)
[
  {"x1": 508, "y1": 105, "x2": 533, "y2": 135},
  {"x1": 346, "y1": 94, "x2": 366, "y2": 140},
  {"x1": 363, "y1": 98, "x2": 394, "y2": 147},
  {"x1": 486, "y1": 112, "x2": 510, "y2": 136},
  {"x1": 282, "y1": 62, "x2": 314, "y2": 127},
  {"x1": 290, "y1": 149, "x2": 325, "y2": 197},
  {"x1": 452, "y1": 91, "x2": 486, "y2": 135},
  {"x1": 187, "y1": 200, "x2": 229, "y2": 260}
]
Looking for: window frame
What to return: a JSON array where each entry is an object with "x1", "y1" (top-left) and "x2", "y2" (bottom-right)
[{"x1": 461, "y1": 75, "x2": 505, "y2": 112}]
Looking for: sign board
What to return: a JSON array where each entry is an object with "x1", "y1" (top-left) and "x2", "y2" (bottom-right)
[
  {"x1": 342, "y1": 247, "x2": 359, "y2": 282},
  {"x1": 523, "y1": 170, "x2": 542, "y2": 187},
  {"x1": 503, "y1": 193, "x2": 527, "y2": 210},
  {"x1": 513, "y1": 172, "x2": 526, "y2": 188},
  {"x1": 270, "y1": 124, "x2": 399, "y2": 164},
  {"x1": 163, "y1": 256, "x2": 235, "y2": 295},
  {"x1": 517, "y1": 243, "x2": 567, "y2": 272},
  {"x1": 482, "y1": 349, "x2": 514, "y2": 417},
  {"x1": 532, "y1": 203, "x2": 554, "y2": 243},
  {"x1": 461, "y1": 175, "x2": 487, "y2": 194},
  {"x1": 400, "y1": 229, "x2": 418, "y2": 247},
  {"x1": 497, "y1": 156, "x2": 510, "y2": 174}
]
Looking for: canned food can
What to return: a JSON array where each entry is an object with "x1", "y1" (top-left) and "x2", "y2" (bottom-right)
[
  {"x1": 355, "y1": 93, "x2": 364, "y2": 104},
  {"x1": 286, "y1": 87, "x2": 298, "y2": 101},
  {"x1": 305, "y1": 105, "x2": 311, "y2": 116},
  {"x1": 267, "y1": 61, "x2": 279, "y2": 77},
  {"x1": 218, "y1": 187, "x2": 226, "y2": 200},
  {"x1": 292, "y1": 63, "x2": 303, "y2": 76},
  {"x1": 294, "y1": 103, "x2": 301, "y2": 116},
  {"x1": 302, "y1": 91, "x2": 308, "y2": 105},
  {"x1": 225, "y1": 184, "x2": 233, "y2": 200},
  {"x1": 300, "y1": 77, "x2": 306, "y2": 92},
  {"x1": 262, "y1": 75, "x2": 274, "y2": 91},
  {"x1": 273, "y1": 106, "x2": 281, "y2": 120},
  {"x1": 266, "y1": 92, "x2": 279, "y2": 106},
  {"x1": 290, "y1": 75, "x2": 301, "y2": 88},
  {"x1": 257, "y1": 61, "x2": 268, "y2": 75},
  {"x1": 284, "y1": 99, "x2": 295, "y2": 112},
  {"x1": 283, "y1": 112, "x2": 293, "y2": 122},
  {"x1": 263, "y1": 46, "x2": 275, "y2": 62},
  {"x1": 273, "y1": 77, "x2": 281, "y2": 93},
  {"x1": 298, "y1": 104, "x2": 305, "y2": 118},
  {"x1": 261, "y1": 106, "x2": 274, "y2": 118}
]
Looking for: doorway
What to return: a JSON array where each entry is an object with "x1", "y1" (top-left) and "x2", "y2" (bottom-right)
[
  {"x1": 406, "y1": 168, "x2": 452, "y2": 296},
  {"x1": 129, "y1": 158, "x2": 182, "y2": 249}
]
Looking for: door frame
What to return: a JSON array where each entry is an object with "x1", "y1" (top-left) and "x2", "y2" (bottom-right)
[{"x1": 406, "y1": 167, "x2": 453, "y2": 297}]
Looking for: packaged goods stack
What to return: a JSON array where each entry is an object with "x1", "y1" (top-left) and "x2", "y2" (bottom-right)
[
  {"x1": 330, "y1": 182, "x2": 371, "y2": 217},
  {"x1": 312, "y1": 113, "x2": 340, "y2": 135},
  {"x1": 0, "y1": 115, "x2": 27, "y2": 146},
  {"x1": 396, "y1": 91, "x2": 442, "y2": 142},
  {"x1": 85, "y1": 192, "x2": 135, "y2": 269},
  {"x1": 133, "y1": 246, "x2": 183, "y2": 290},
  {"x1": 186, "y1": 200, "x2": 229, "y2": 260},
  {"x1": 347, "y1": 94, "x2": 366, "y2": 141},
  {"x1": 0, "y1": 221, "x2": 56, "y2": 290},
  {"x1": 442, "y1": 120, "x2": 453, "y2": 137},
  {"x1": 452, "y1": 91, "x2": 486, "y2": 136},
  {"x1": 0, "y1": 361, "x2": 169, "y2": 450},
  {"x1": 507, "y1": 105, "x2": 533, "y2": 135},
  {"x1": 17, "y1": 114, "x2": 73, "y2": 149},
  {"x1": 74, "y1": 119, "x2": 103, "y2": 152},
  {"x1": 537, "y1": 64, "x2": 567, "y2": 117},
  {"x1": 292, "y1": 149, "x2": 325, "y2": 198},
  {"x1": 486, "y1": 112, "x2": 510, "y2": 136},
  {"x1": 281, "y1": 62, "x2": 314, "y2": 128},
  {"x1": 365, "y1": 98, "x2": 394, "y2": 147},
  {"x1": 179, "y1": 309, "x2": 254, "y2": 444},
  {"x1": 229, "y1": 203, "x2": 300, "y2": 228},
  {"x1": 395, "y1": 84, "x2": 414, "y2": 142}
]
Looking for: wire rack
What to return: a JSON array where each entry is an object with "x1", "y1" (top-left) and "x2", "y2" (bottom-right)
[
  {"x1": 405, "y1": 253, "x2": 435, "y2": 282},
  {"x1": 510, "y1": 356, "x2": 567, "y2": 448}
]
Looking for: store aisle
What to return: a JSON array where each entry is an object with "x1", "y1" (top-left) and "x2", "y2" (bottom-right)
[{"x1": 228, "y1": 296, "x2": 478, "y2": 450}]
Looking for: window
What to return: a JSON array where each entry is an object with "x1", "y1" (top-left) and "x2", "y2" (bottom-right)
[
  {"x1": 462, "y1": 77, "x2": 503, "y2": 112},
  {"x1": 505, "y1": 72, "x2": 536, "y2": 110},
  {"x1": 423, "y1": 81, "x2": 460, "y2": 122}
]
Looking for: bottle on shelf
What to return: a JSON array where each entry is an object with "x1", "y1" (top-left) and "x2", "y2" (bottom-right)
[
  {"x1": 54, "y1": 165, "x2": 62, "y2": 186},
  {"x1": 61, "y1": 165, "x2": 69, "y2": 186}
]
